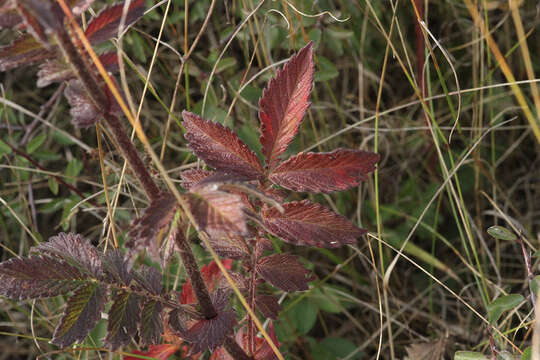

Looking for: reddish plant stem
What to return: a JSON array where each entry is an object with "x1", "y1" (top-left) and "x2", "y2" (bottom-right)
[
  {"x1": 55, "y1": 27, "x2": 160, "y2": 200},
  {"x1": 55, "y1": 23, "x2": 251, "y2": 360}
]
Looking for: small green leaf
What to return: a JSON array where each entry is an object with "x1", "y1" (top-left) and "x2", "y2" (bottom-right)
[
  {"x1": 48, "y1": 177, "x2": 59, "y2": 195},
  {"x1": 311, "y1": 338, "x2": 362, "y2": 360},
  {"x1": 26, "y1": 133, "x2": 46, "y2": 154},
  {"x1": 215, "y1": 57, "x2": 237, "y2": 73},
  {"x1": 530, "y1": 276, "x2": 540, "y2": 298},
  {"x1": 487, "y1": 226, "x2": 517, "y2": 241},
  {"x1": 65, "y1": 158, "x2": 83, "y2": 184},
  {"x1": 315, "y1": 56, "x2": 338, "y2": 82},
  {"x1": 521, "y1": 347, "x2": 532, "y2": 360},
  {"x1": 487, "y1": 294, "x2": 524, "y2": 324},
  {"x1": 454, "y1": 351, "x2": 488, "y2": 360},
  {"x1": 0, "y1": 139, "x2": 12, "y2": 156}
]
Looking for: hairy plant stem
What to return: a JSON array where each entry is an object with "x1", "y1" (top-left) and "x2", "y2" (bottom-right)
[
  {"x1": 55, "y1": 27, "x2": 160, "y2": 200},
  {"x1": 55, "y1": 26, "x2": 251, "y2": 360}
]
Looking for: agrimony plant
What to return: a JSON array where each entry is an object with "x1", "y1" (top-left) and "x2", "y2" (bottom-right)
[{"x1": 0, "y1": 1, "x2": 379, "y2": 358}]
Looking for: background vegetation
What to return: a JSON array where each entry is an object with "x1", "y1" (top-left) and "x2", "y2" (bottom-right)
[{"x1": 0, "y1": 0, "x2": 539, "y2": 358}]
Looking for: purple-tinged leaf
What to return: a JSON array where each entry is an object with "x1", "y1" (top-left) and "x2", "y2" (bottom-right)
[
  {"x1": 259, "y1": 42, "x2": 314, "y2": 169},
  {"x1": 32, "y1": 232, "x2": 102, "y2": 278},
  {"x1": 16, "y1": 0, "x2": 63, "y2": 43},
  {"x1": 180, "y1": 260, "x2": 233, "y2": 305},
  {"x1": 186, "y1": 187, "x2": 247, "y2": 237},
  {"x1": 99, "y1": 52, "x2": 119, "y2": 73},
  {"x1": 0, "y1": 255, "x2": 89, "y2": 299},
  {"x1": 182, "y1": 111, "x2": 264, "y2": 179},
  {"x1": 0, "y1": 35, "x2": 53, "y2": 71},
  {"x1": 262, "y1": 200, "x2": 366, "y2": 248},
  {"x1": 139, "y1": 299, "x2": 163, "y2": 346},
  {"x1": 133, "y1": 265, "x2": 162, "y2": 295},
  {"x1": 85, "y1": 0, "x2": 145, "y2": 44},
  {"x1": 51, "y1": 283, "x2": 106, "y2": 347},
  {"x1": 126, "y1": 193, "x2": 177, "y2": 264},
  {"x1": 102, "y1": 249, "x2": 132, "y2": 286},
  {"x1": 37, "y1": 60, "x2": 72, "y2": 87},
  {"x1": 0, "y1": 9, "x2": 21, "y2": 29},
  {"x1": 179, "y1": 309, "x2": 237, "y2": 353},
  {"x1": 255, "y1": 295, "x2": 280, "y2": 319},
  {"x1": 180, "y1": 169, "x2": 214, "y2": 190},
  {"x1": 256, "y1": 254, "x2": 310, "y2": 292},
  {"x1": 105, "y1": 290, "x2": 141, "y2": 350},
  {"x1": 269, "y1": 149, "x2": 380, "y2": 193},
  {"x1": 205, "y1": 234, "x2": 250, "y2": 260},
  {"x1": 210, "y1": 322, "x2": 280, "y2": 360},
  {"x1": 64, "y1": 79, "x2": 101, "y2": 128}
]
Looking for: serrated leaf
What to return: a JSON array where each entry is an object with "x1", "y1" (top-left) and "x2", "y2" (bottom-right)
[
  {"x1": 0, "y1": 35, "x2": 53, "y2": 72},
  {"x1": 182, "y1": 111, "x2": 264, "y2": 179},
  {"x1": 124, "y1": 344, "x2": 180, "y2": 360},
  {"x1": 262, "y1": 200, "x2": 365, "y2": 248},
  {"x1": 256, "y1": 254, "x2": 310, "y2": 291},
  {"x1": 0, "y1": 7, "x2": 22, "y2": 29},
  {"x1": 139, "y1": 299, "x2": 163, "y2": 346},
  {"x1": 105, "y1": 291, "x2": 141, "y2": 350},
  {"x1": 0, "y1": 255, "x2": 90, "y2": 299},
  {"x1": 102, "y1": 249, "x2": 132, "y2": 285},
  {"x1": 454, "y1": 351, "x2": 488, "y2": 360},
  {"x1": 26, "y1": 132, "x2": 46, "y2": 154},
  {"x1": 32, "y1": 232, "x2": 103, "y2": 278},
  {"x1": 52, "y1": 283, "x2": 106, "y2": 347},
  {"x1": 487, "y1": 294, "x2": 524, "y2": 324},
  {"x1": 126, "y1": 193, "x2": 177, "y2": 263},
  {"x1": 269, "y1": 149, "x2": 379, "y2": 193},
  {"x1": 133, "y1": 265, "x2": 162, "y2": 295},
  {"x1": 180, "y1": 169, "x2": 215, "y2": 190},
  {"x1": 205, "y1": 233, "x2": 250, "y2": 260},
  {"x1": 255, "y1": 295, "x2": 281, "y2": 319},
  {"x1": 259, "y1": 41, "x2": 314, "y2": 168},
  {"x1": 185, "y1": 187, "x2": 247, "y2": 237},
  {"x1": 85, "y1": 0, "x2": 146, "y2": 44},
  {"x1": 179, "y1": 309, "x2": 237, "y2": 352},
  {"x1": 64, "y1": 79, "x2": 102, "y2": 128}
]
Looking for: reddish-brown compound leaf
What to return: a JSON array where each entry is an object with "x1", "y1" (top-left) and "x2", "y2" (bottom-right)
[
  {"x1": 124, "y1": 344, "x2": 180, "y2": 360},
  {"x1": 182, "y1": 111, "x2": 264, "y2": 179},
  {"x1": 0, "y1": 5, "x2": 22, "y2": 29},
  {"x1": 0, "y1": 35, "x2": 53, "y2": 71},
  {"x1": 99, "y1": 51, "x2": 119, "y2": 73},
  {"x1": 64, "y1": 79, "x2": 102, "y2": 128},
  {"x1": 52, "y1": 283, "x2": 106, "y2": 347},
  {"x1": 85, "y1": 0, "x2": 145, "y2": 44},
  {"x1": 255, "y1": 294, "x2": 281, "y2": 319},
  {"x1": 32, "y1": 232, "x2": 102, "y2": 278},
  {"x1": 185, "y1": 187, "x2": 247, "y2": 237},
  {"x1": 179, "y1": 309, "x2": 237, "y2": 353},
  {"x1": 261, "y1": 200, "x2": 366, "y2": 248},
  {"x1": 126, "y1": 193, "x2": 177, "y2": 264},
  {"x1": 180, "y1": 169, "x2": 215, "y2": 190},
  {"x1": 105, "y1": 290, "x2": 141, "y2": 350},
  {"x1": 269, "y1": 149, "x2": 380, "y2": 193},
  {"x1": 0, "y1": 255, "x2": 90, "y2": 299},
  {"x1": 256, "y1": 254, "x2": 310, "y2": 292},
  {"x1": 259, "y1": 42, "x2": 314, "y2": 168}
]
